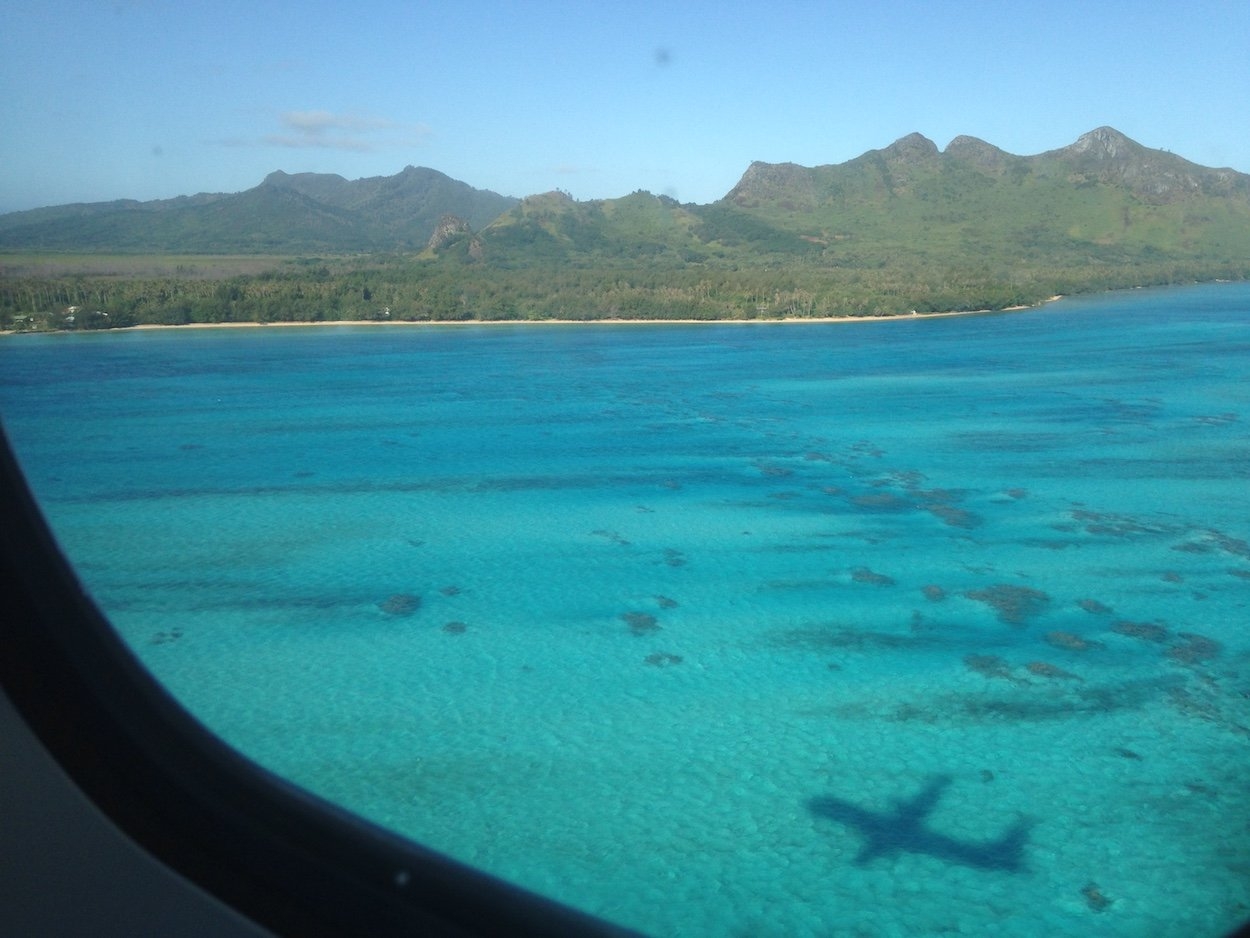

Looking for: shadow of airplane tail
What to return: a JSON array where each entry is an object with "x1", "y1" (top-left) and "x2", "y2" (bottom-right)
[{"x1": 807, "y1": 775, "x2": 1033, "y2": 873}]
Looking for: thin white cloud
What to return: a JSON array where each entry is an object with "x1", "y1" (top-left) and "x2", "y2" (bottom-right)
[
  {"x1": 262, "y1": 132, "x2": 377, "y2": 152},
  {"x1": 224, "y1": 110, "x2": 432, "y2": 152},
  {"x1": 279, "y1": 110, "x2": 395, "y2": 135}
]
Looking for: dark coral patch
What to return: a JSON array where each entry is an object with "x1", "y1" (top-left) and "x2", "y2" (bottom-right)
[
  {"x1": 644, "y1": 652, "x2": 683, "y2": 667},
  {"x1": 1024, "y1": 538, "x2": 1080, "y2": 551},
  {"x1": 1077, "y1": 598, "x2": 1113, "y2": 616},
  {"x1": 1082, "y1": 882, "x2": 1113, "y2": 912},
  {"x1": 591, "y1": 529, "x2": 632, "y2": 546},
  {"x1": 1111, "y1": 620, "x2": 1170, "y2": 643},
  {"x1": 926, "y1": 504, "x2": 983, "y2": 529},
  {"x1": 1044, "y1": 631, "x2": 1103, "y2": 652},
  {"x1": 654, "y1": 595, "x2": 679, "y2": 609},
  {"x1": 890, "y1": 470, "x2": 928, "y2": 488},
  {"x1": 1209, "y1": 531, "x2": 1250, "y2": 559},
  {"x1": 1166, "y1": 685, "x2": 1225, "y2": 723},
  {"x1": 439, "y1": 585, "x2": 462, "y2": 596},
  {"x1": 1167, "y1": 632, "x2": 1222, "y2": 664},
  {"x1": 1070, "y1": 508, "x2": 1171, "y2": 539},
  {"x1": 662, "y1": 548, "x2": 687, "y2": 568},
  {"x1": 378, "y1": 593, "x2": 422, "y2": 616},
  {"x1": 922, "y1": 584, "x2": 946, "y2": 602},
  {"x1": 964, "y1": 654, "x2": 1017, "y2": 681},
  {"x1": 774, "y1": 627, "x2": 942, "y2": 652},
  {"x1": 851, "y1": 566, "x2": 895, "y2": 586},
  {"x1": 964, "y1": 584, "x2": 1050, "y2": 626},
  {"x1": 621, "y1": 612, "x2": 660, "y2": 636},
  {"x1": 852, "y1": 492, "x2": 912, "y2": 511},
  {"x1": 442, "y1": 621, "x2": 468, "y2": 634},
  {"x1": 1172, "y1": 541, "x2": 1212, "y2": 554},
  {"x1": 755, "y1": 462, "x2": 793, "y2": 478},
  {"x1": 1025, "y1": 661, "x2": 1082, "y2": 682}
]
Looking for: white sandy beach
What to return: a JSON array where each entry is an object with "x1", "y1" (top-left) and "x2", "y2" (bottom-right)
[{"x1": 3, "y1": 297, "x2": 1065, "y2": 335}]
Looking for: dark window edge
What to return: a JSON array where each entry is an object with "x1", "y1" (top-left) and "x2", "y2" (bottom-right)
[{"x1": 0, "y1": 424, "x2": 639, "y2": 938}]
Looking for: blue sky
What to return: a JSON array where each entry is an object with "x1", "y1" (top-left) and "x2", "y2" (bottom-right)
[{"x1": 2, "y1": 0, "x2": 1248, "y2": 213}]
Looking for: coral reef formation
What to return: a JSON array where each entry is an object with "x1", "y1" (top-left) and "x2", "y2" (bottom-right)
[
  {"x1": 1077, "y1": 598, "x2": 1113, "y2": 615},
  {"x1": 378, "y1": 593, "x2": 422, "y2": 616},
  {"x1": 1025, "y1": 661, "x2": 1083, "y2": 682},
  {"x1": 1044, "y1": 631, "x2": 1103, "y2": 652},
  {"x1": 851, "y1": 566, "x2": 895, "y2": 586},
  {"x1": 644, "y1": 652, "x2": 683, "y2": 667},
  {"x1": 964, "y1": 584, "x2": 1051, "y2": 625},
  {"x1": 662, "y1": 548, "x2": 687, "y2": 567},
  {"x1": 1166, "y1": 632, "x2": 1222, "y2": 664},
  {"x1": 621, "y1": 611, "x2": 660, "y2": 636},
  {"x1": 964, "y1": 654, "x2": 1018, "y2": 681},
  {"x1": 1081, "y1": 882, "x2": 1113, "y2": 912},
  {"x1": 1111, "y1": 620, "x2": 1170, "y2": 643}
]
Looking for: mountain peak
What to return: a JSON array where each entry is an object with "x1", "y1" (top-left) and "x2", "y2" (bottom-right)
[
  {"x1": 1045, "y1": 127, "x2": 1248, "y2": 202},
  {"x1": 1064, "y1": 126, "x2": 1139, "y2": 160},
  {"x1": 944, "y1": 135, "x2": 1011, "y2": 169},
  {"x1": 259, "y1": 169, "x2": 349, "y2": 191},
  {"x1": 881, "y1": 132, "x2": 939, "y2": 162}
]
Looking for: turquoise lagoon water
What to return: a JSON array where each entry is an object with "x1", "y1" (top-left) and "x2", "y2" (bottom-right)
[{"x1": 2, "y1": 284, "x2": 1249, "y2": 936}]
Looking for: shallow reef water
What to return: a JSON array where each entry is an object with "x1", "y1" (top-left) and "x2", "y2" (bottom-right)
[{"x1": 2, "y1": 283, "x2": 1249, "y2": 937}]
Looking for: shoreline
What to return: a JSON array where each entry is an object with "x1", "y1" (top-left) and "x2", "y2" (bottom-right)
[{"x1": 4, "y1": 298, "x2": 1065, "y2": 335}]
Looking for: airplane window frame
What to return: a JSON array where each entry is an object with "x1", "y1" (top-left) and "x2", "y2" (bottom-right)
[{"x1": 0, "y1": 425, "x2": 636, "y2": 938}]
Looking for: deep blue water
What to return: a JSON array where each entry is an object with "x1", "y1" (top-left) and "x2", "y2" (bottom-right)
[{"x1": 2, "y1": 284, "x2": 1249, "y2": 936}]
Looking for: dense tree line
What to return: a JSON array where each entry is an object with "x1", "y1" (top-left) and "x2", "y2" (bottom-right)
[{"x1": 3, "y1": 254, "x2": 1248, "y2": 332}]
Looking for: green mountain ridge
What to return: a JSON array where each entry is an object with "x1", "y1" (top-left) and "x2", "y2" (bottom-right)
[
  {"x1": 0, "y1": 166, "x2": 518, "y2": 253},
  {"x1": 419, "y1": 127, "x2": 1250, "y2": 282}
]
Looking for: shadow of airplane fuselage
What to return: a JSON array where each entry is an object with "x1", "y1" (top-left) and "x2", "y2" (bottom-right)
[{"x1": 807, "y1": 775, "x2": 1031, "y2": 872}]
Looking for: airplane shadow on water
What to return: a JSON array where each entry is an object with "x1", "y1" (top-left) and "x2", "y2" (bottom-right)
[{"x1": 807, "y1": 775, "x2": 1033, "y2": 873}]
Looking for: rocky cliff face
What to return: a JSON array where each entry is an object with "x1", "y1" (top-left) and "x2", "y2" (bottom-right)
[
  {"x1": 1048, "y1": 126, "x2": 1250, "y2": 202},
  {"x1": 426, "y1": 214, "x2": 483, "y2": 259},
  {"x1": 725, "y1": 162, "x2": 820, "y2": 209},
  {"x1": 426, "y1": 214, "x2": 472, "y2": 251}
]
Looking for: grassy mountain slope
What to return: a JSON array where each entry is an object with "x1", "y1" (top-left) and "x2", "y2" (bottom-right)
[
  {"x1": 422, "y1": 127, "x2": 1250, "y2": 295},
  {"x1": 712, "y1": 127, "x2": 1250, "y2": 270},
  {"x1": 444, "y1": 190, "x2": 713, "y2": 267}
]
